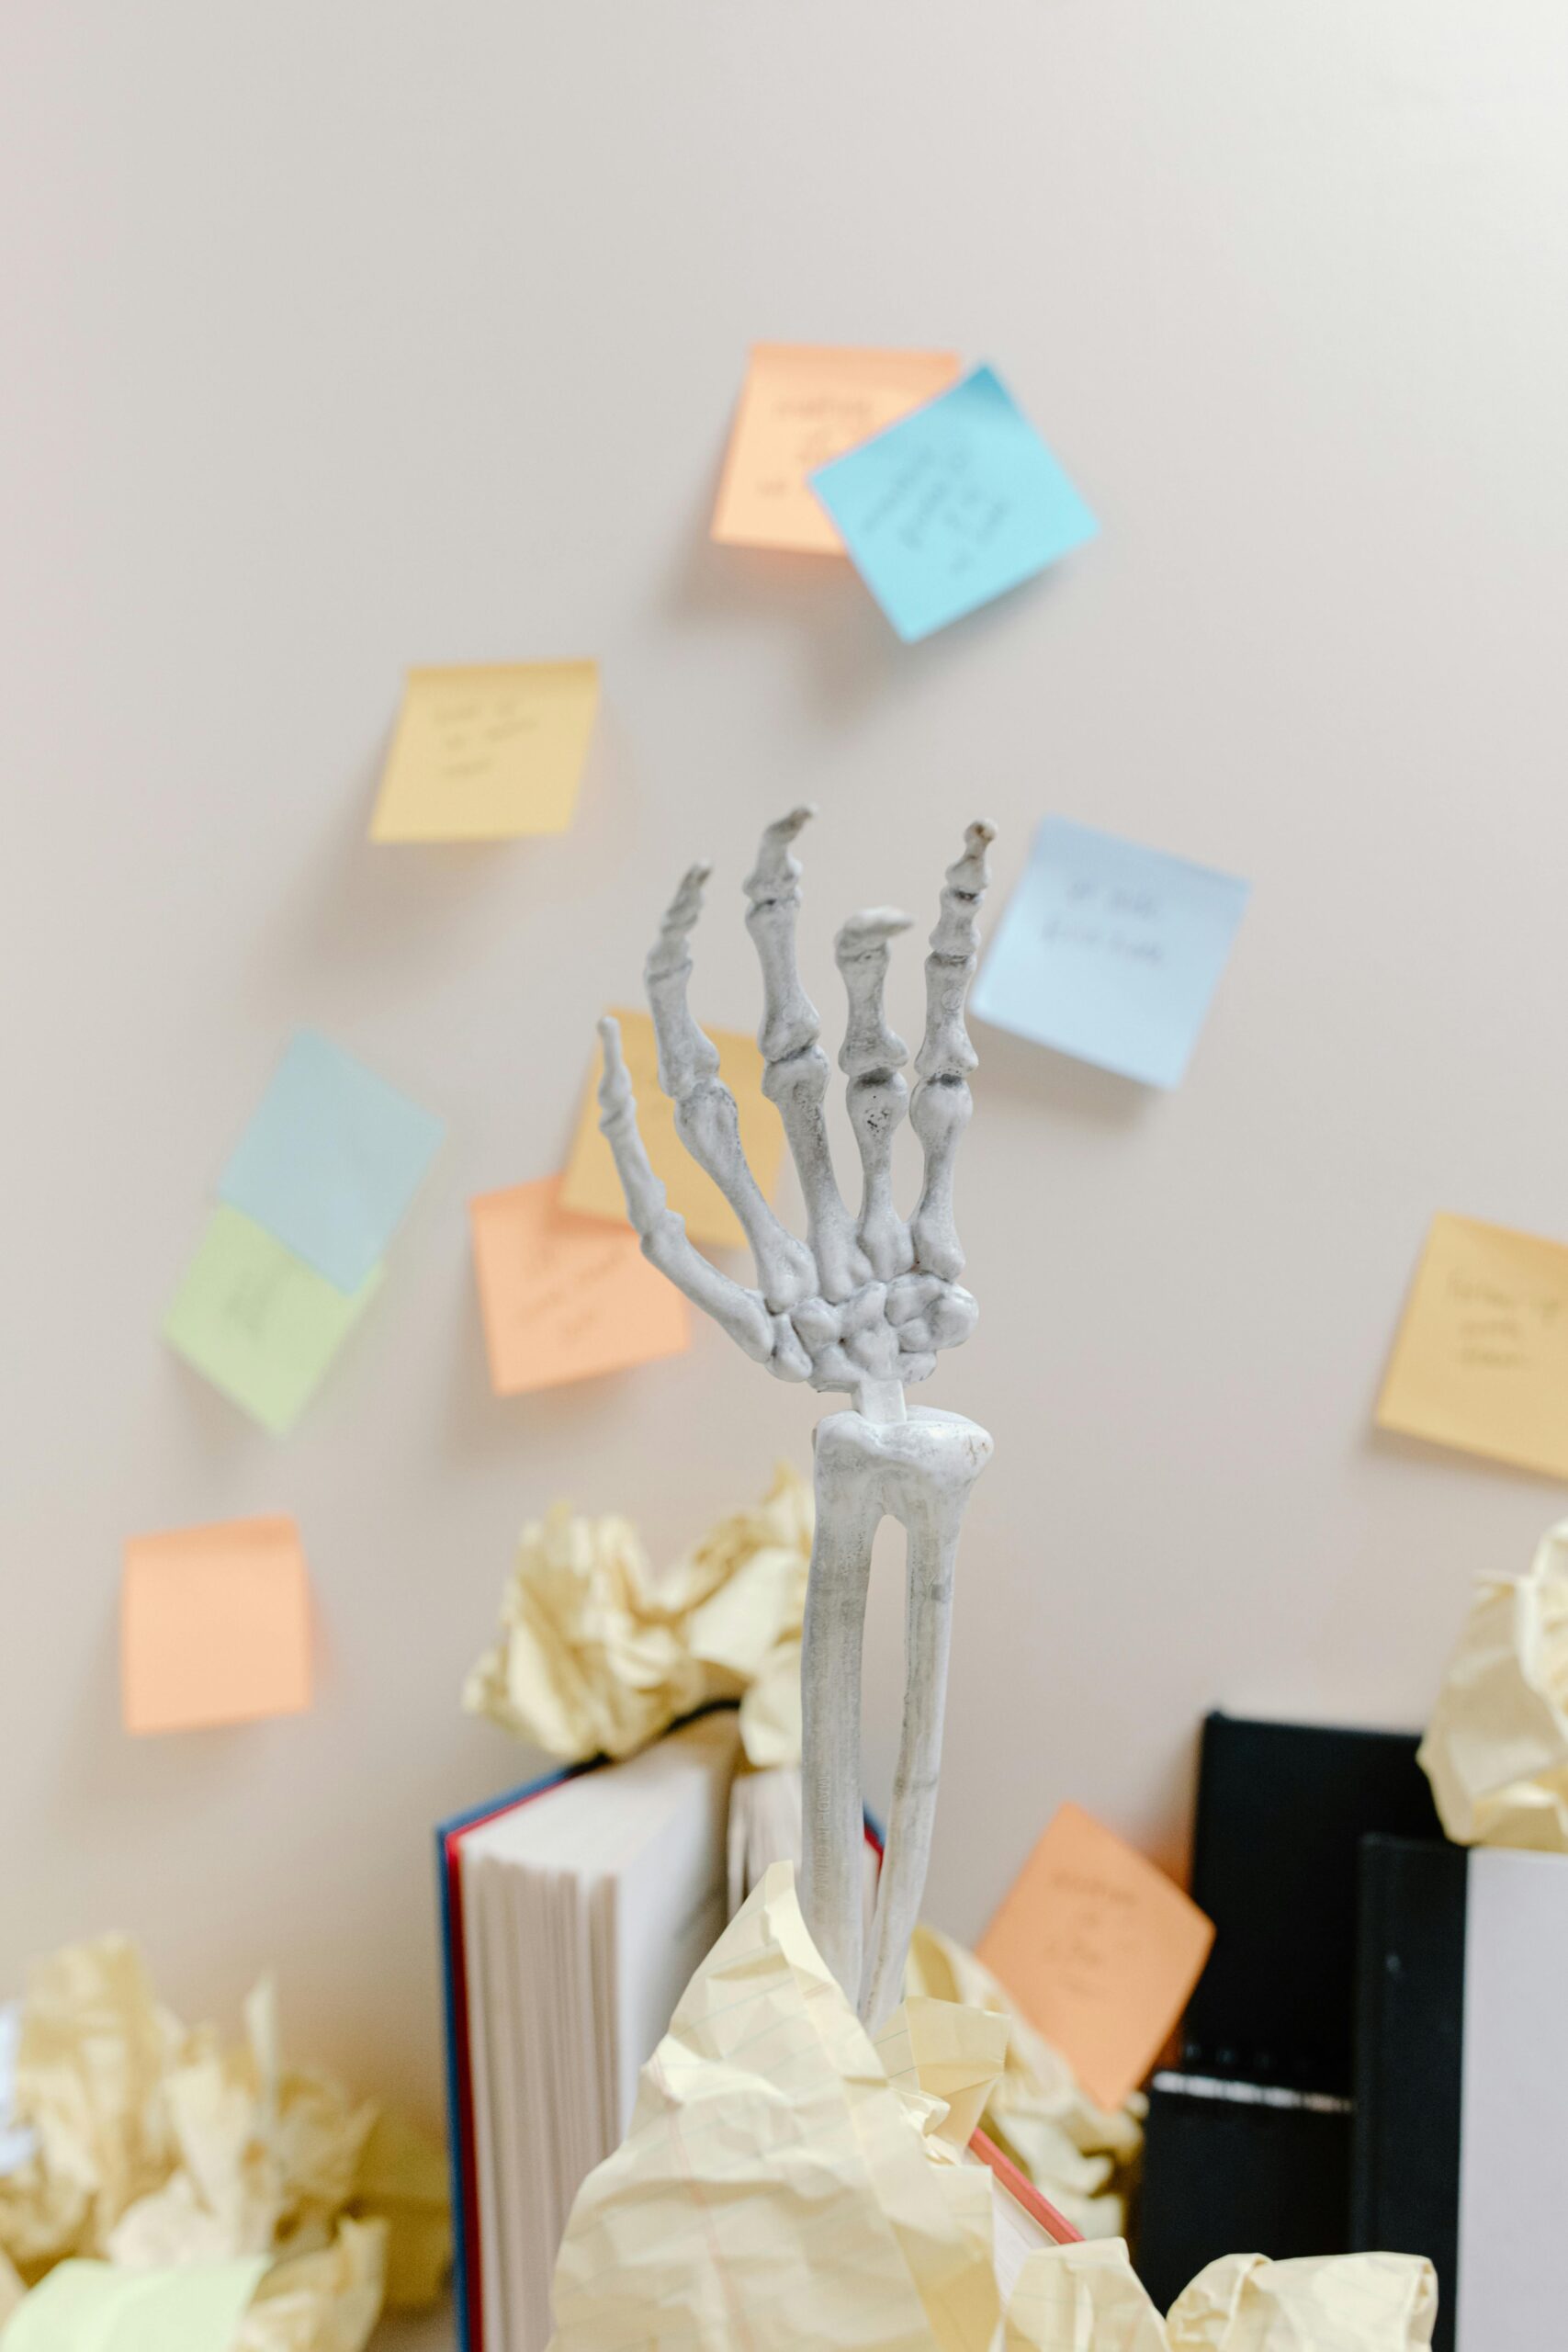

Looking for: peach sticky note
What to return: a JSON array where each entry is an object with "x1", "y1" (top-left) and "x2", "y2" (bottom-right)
[
  {"x1": 711, "y1": 343, "x2": 963, "y2": 555},
  {"x1": 558, "y1": 1008, "x2": 784, "y2": 1252},
  {"x1": 1376, "y1": 1212, "x2": 1568, "y2": 1480},
  {"x1": 469, "y1": 1175, "x2": 691, "y2": 1395},
  {"x1": 121, "y1": 1515, "x2": 312, "y2": 1736},
  {"x1": 977, "y1": 1803, "x2": 1214, "y2": 2111},
  {"x1": 369, "y1": 661, "x2": 599, "y2": 842}
]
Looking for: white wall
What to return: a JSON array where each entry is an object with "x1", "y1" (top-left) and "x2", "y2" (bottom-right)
[{"x1": 4, "y1": 2, "x2": 1567, "y2": 2139}]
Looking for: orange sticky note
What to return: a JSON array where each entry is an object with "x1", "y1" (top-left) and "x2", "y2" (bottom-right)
[
  {"x1": 712, "y1": 343, "x2": 963, "y2": 555},
  {"x1": 121, "y1": 1515, "x2": 312, "y2": 1736},
  {"x1": 369, "y1": 661, "x2": 599, "y2": 842},
  {"x1": 469, "y1": 1176, "x2": 691, "y2": 1395},
  {"x1": 558, "y1": 1008, "x2": 784, "y2": 1252},
  {"x1": 977, "y1": 1803, "x2": 1214, "y2": 2111},
  {"x1": 1376, "y1": 1212, "x2": 1568, "y2": 1480}
]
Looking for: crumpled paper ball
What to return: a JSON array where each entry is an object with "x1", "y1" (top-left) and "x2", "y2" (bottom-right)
[
  {"x1": 462, "y1": 1461, "x2": 812, "y2": 1767},
  {"x1": 1006, "y1": 2240, "x2": 1437, "y2": 2351},
  {"x1": 545, "y1": 1862, "x2": 1435, "y2": 2352},
  {"x1": 905, "y1": 1925, "x2": 1143, "y2": 2240},
  {"x1": 0, "y1": 1936, "x2": 449, "y2": 2350},
  {"x1": 1418, "y1": 1517, "x2": 1568, "y2": 1849}
]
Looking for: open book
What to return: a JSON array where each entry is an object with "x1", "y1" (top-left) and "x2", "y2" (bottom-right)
[{"x1": 438, "y1": 1711, "x2": 742, "y2": 2352}]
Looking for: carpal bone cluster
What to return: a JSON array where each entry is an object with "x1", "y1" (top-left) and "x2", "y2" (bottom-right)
[{"x1": 596, "y1": 807, "x2": 994, "y2": 1402}]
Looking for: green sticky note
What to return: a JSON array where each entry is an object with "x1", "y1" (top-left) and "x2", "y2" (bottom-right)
[
  {"x1": 163, "y1": 1205, "x2": 382, "y2": 1435},
  {"x1": 0, "y1": 2257, "x2": 268, "y2": 2352}
]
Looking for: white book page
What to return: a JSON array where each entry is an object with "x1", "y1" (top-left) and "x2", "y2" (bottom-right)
[
  {"x1": 506, "y1": 1858, "x2": 555, "y2": 2352},
  {"x1": 1456, "y1": 1847, "x2": 1568, "y2": 2350},
  {"x1": 609, "y1": 1718, "x2": 739, "y2": 2135},
  {"x1": 458, "y1": 1844, "x2": 505, "y2": 2349},
  {"x1": 480, "y1": 1855, "x2": 534, "y2": 2352},
  {"x1": 590, "y1": 1872, "x2": 618, "y2": 2156}
]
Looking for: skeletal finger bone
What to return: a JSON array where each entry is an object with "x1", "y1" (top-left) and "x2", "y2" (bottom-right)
[
  {"x1": 836, "y1": 909, "x2": 915, "y2": 1285},
  {"x1": 910, "y1": 822, "x2": 994, "y2": 1283},
  {"x1": 744, "y1": 808, "x2": 865, "y2": 1305},
  {"x1": 596, "y1": 1018, "x2": 777, "y2": 1363},
  {"x1": 646, "y1": 862, "x2": 817, "y2": 1313}
]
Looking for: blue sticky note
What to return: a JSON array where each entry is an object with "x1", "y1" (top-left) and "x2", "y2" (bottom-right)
[
  {"x1": 808, "y1": 364, "x2": 1097, "y2": 642},
  {"x1": 972, "y1": 818, "x2": 1250, "y2": 1089},
  {"x1": 219, "y1": 1030, "x2": 444, "y2": 1293}
]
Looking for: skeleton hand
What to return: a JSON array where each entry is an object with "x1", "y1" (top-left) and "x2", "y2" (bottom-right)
[{"x1": 596, "y1": 808, "x2": 994, "y2": 1419}]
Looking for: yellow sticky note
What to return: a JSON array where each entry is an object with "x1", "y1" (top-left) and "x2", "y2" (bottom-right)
[
  {"x1": 711, "y1": 343, "x2": 963, "y2": 555},
  {"x1": 369, "y1": 661, "x2": 598, "y2": 842},
  {"x1": 469, "y1": 1175, "x2": 690, "y2": 1395},
  {"x1": 121, "y1": 1515, "x2": 312, "y2": 1736},
  {"x1": 1376, "y1": 1212, "x2": 1568, "y2": 1479},
  {"x1": 977, "y1": 1804, "x2": 1214, "y2": 2112},
  {"x1": 558, "y1": 1008, "x2": 784, "y2": 1251}
]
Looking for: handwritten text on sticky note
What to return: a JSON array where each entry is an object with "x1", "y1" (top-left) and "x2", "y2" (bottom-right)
[
  {"x1": 558, "y1": 1009, "x2": 784, "y2": 1252},
  {"x1": 121, "y1": 1515, "x2": 311, "y2": 1736},
  {"x1": 808, "y1": 364, "x2": 1097, "y2": 641},
  {"x1": 712, "y1": 344, "x2": 962, "y2": 556},
  {"x1": 977, "y1": 1802, "x2": 1214, "y2": 2111},
  {"x1": 1377, "y1": 1213, "x2": 1568, "y2": 1480},
  {"x1": 370, "y1": 661, "x2": 599, "y2": 842},
  {"x1": 469, "y1": 1176, "x2": 690, "y2": 1395},
  {"x1": 163, "y1": 1206, "x2": 381, "y2": 1435},
  {"x1": 972, "y1": 817, "x2": 1250, "y2": 1089},
  {"x1": 219, "y1": 1029, "x2": 443, "y2": 1295}
]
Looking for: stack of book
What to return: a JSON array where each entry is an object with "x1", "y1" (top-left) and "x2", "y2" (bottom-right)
[{"x1": 1137, "y1": 1711, "x2": 1568, "y2": 2352}]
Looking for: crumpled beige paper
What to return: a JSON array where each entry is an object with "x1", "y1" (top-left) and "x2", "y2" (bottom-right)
[
  {"x1": 0, "y1": 2250, "x2": 24, "y2": 2333},
  {"x1": 1003, "y1": 2242, "x2": 1436, "y2": 2350},
  {"x1": 905, "y1": 1926, "x2": 1142, "y2": 2240},
  {"x1": 237, "y1": 2218, "x2": 387, "y2": 2352},
  {"x1": 548, "y1": 1860, "x2": 1000, "y2": 2352},
  {"x1": 463, "y1": 1462, "x2": 811, "y2": 1767},
  {"x1": 547, "y1": 1866, "x2": 1433, "y2": 2352},
  {"x1": 1418, "y1": 1517, "x2": 1568, "y2": 1849},
  {"x1": 0, "y1": 1938, "x2": 448, "y2": 2351}
]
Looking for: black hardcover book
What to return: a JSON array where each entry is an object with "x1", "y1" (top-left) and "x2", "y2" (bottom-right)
[
  {"x1": 1180, "y1": 1713, "x2": 1443, "y2": 2095},
  {"x1": 1351, "y1": 1835, "x2": 1466, "y2": 2352},
  {"x1": 1135, "y1": 1712, "x2": 1443, "y2": 2313}
]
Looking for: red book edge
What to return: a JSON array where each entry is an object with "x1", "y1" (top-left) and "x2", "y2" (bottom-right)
[{"x1": 967, "y1": 2125, "x2": 1084, "y2": 2245}]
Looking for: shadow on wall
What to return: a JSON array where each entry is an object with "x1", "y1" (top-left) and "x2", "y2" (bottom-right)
[
  {"x1": 973, "y1": 1016, "x2": 1155, "y2": 1133},
  {"x1": 249, "y1": 703, "x2": 641, "y2": 992},
  {"x1": 657, "y1": 444, "x2": 1081, "y2": 724}
]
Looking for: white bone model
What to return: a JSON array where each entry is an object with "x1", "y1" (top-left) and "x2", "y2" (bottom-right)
[{"x1": 596, "y1": 807, "x2": 994, "y2": 2030}]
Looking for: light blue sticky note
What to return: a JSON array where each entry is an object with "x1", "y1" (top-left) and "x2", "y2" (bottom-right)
[
  {"x1": 972, "y1": 818, "x2": 1250, "y2": 1089},
  {"x1": 807, "y1": 364, "x2": 1097, "y2": 642},
  {"x1": 219, "y1": 1030, "x2": 444, "y2": 1294}
]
